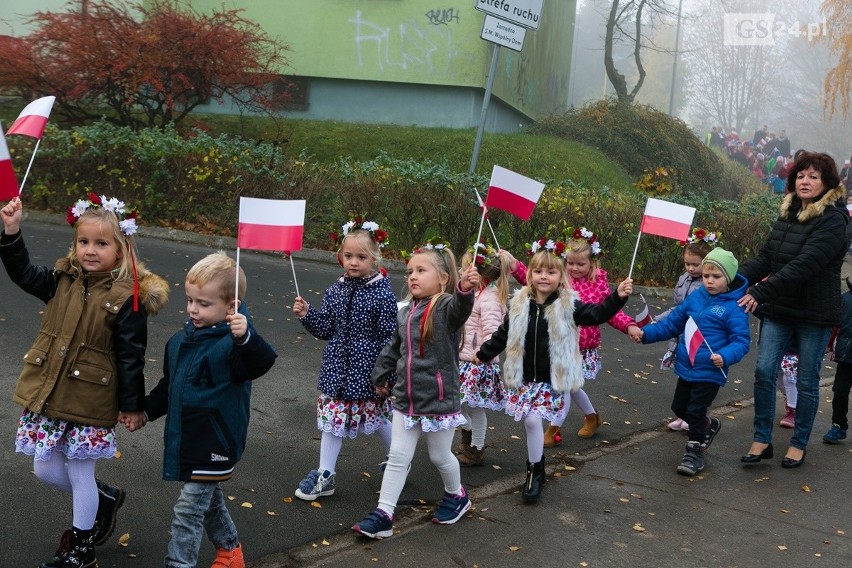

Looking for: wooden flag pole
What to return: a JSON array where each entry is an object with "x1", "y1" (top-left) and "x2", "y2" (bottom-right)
[
  {"x1": 289, "y1": 254, "x2": 301, "y2": 298},
  {"x1": 473, "y1": 189, "x2": 501, "y2": 250},
  {"x1": 627, "y1": 231, "x2": 643, "y2": 279},
  {"x1": 474, "y1": 207, "x2": 487, "y2": 254},
  {"x1": 17, "y1": 138, "x2": 41, "y2": 196}
]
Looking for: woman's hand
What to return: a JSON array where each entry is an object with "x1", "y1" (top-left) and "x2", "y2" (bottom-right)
[{"x1": 737, "y1": 293, "x2": 758, "y2": 313}]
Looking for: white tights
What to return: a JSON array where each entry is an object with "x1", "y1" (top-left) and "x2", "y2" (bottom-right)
[
  {"x1": 524, "y1": 414, "x2": 545, "y2": 463},
  {"x1": 317, "y1": 419, "x2": 392, "y2": 473},
  {"x1": 33, "y1": 452, "x2": 98, "y2": 530},
  {"x1": 460, "y1": 406, "x2": 488, "y2": 449},
  {"x1": 377, "y1": 411, "x2": 460, "y2": 517},
  {"x1": 550, "y1": 388, "x2": 594, "y2": 427}
]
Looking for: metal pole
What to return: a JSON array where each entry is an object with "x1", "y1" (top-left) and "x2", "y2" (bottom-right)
[
  {"x1": 667, "y1": 0, "x2": 683, "y2": 116},
  {"x1": 468, "y1": 43, "x2": 500, "y2": 175}
]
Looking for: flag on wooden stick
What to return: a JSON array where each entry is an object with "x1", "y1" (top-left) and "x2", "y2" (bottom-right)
[
  {"x1": 484, "y1": 165, "x2": 545, "y2": 221},
  {"x1": 0, "y1": 125, "x2": 19, "y2": 201},
  {"x1": 7, "y1": 96, "x2": 56, "y2": 139},
  {"x1": 238, "y1": 197, "x2": 305, "y2": 252},
  {"x1": 640, "y1": 198, "x2": 696, "y2": 241}
]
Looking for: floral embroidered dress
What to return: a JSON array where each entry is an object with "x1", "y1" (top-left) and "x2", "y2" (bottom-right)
[{"x1": 459, "y1": 284, "x2": 507, "y2": 410}]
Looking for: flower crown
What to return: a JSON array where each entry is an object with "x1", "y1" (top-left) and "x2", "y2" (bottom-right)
[
  {"x1": 526, "y1": 237, "x2": 568, "y2": 259},
  {"x1": 678, "y1": 227, "x2": 720, "y2": 248},
  {"x1": 469, "y1": 240, "x2": 497, "y2": 267},
  {"x1": 66, "y1": 193, "x2": 139, "y2": 237},
  {"x1": 568, "y1": 226, "x2": 603, "y2": 258},
  {"x1": 400, "y1": 237, "x2": 451, "y2": 263},
  {"x1": 330, "y1": 215, "x2": 389, "y2": 248}
]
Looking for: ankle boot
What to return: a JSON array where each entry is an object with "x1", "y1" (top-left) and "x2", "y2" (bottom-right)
[
  {"x1": 458, "y1": 445, "x2": 485, "y2": 467},
  {"x1": 40, "y1": 527, "x2": 96, "y2": 568},
  {"x1": 455, "y1": 429, "x2": 472, "y2": 454},
  {"x1": 521, "y1": 459, "x2": 546, "y2": 503},
  {"x1": 779, "y1": 406, "x2": 795, "y2": 429},
  {"x1": 578, "y1": 411, "x2": 601, "y2": 438},
  {"x1": 543, "y1": 425, "x2": 562, "y2": 448}
]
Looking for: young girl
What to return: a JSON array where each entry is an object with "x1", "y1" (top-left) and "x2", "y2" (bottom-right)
[
  {"x1": 0, "y1": 194, "x2": 168, "y2": 568},
  {"x1": 455, "y1": 242, "x2": 511, "y2": 466},
  {"x1": 476, "y1": 240, "x2": 633, "y2": 503},
  {"x1": 292, "y1": 221, "x2": 398, "y2": 501},
  {"x1": 660, "y1": 229, "x2": 717, "y2": 431},
  {"x1": 542, "y1": 229, "x2": 642, "y2": 444},
  {"x1": 351, "y1": 245, "x2": 479, "y2": 538}
]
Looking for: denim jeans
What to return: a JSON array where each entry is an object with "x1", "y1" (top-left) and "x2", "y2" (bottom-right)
[
  {"x1": 165, "y1": 482, "x2": 238, "y2": 568},
  {"x1": 753, "y1": 318, "x2": 831, "y2": 449}
]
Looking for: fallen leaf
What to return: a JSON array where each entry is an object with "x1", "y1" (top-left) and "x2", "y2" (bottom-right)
[
  {"x1": 564, "y1": 465, "x2": 576, "y2": 471},
  {"x1": 509, "y1": 546, "x2": 521, "y2": 552},
  {"x1": 311, "y1": 501, "x2": 322, "y2": 508},
  {"x1": 228, "y1": 496, "x2": 235, "y2": 501},
  {"x1": 778, "y1": 545, "x2": 787, "y2": 551},
  {"x1": 632, "y1": 523, "x2": 646, "y2": 532},
  {"x1": 322, "y1": 539, "x2": 330, "y2": 546},
  {"x1": 492, "y1": 464, "x2": 502, "y2": 470},
  {"x1": 801, "y1": 485, "x2": 811, "y2": 493},
  {"x1": 780, "y1": 509, "x2": 790, "y2": 514},
  {"x1": 267, "y1": 511, "x2": 277, "y2": 516},
  {"x1": 282, "y1": 497, "x2": 293, "y2": 503},
  {"x1": 619, "y1": 498, "x2": 630, "y2": 503},
  {"x1": 511, "y1": 435, "x2": 521, "y2": 440},
  {"x1": 725, "y1": 415, "x2": 736, "y2": 420},
  {"x1": 118, "y1": 533, "x2": 130, "y2": 547},
  {"x1": 241, "y1": 502, "x2": 253, "y2": 508},
  {"x1": 361, "y1": 472, "x2": 371, "y2": 478},
  {"x1": 114, "y1": 451, "x2": 122, "y2": 459}
]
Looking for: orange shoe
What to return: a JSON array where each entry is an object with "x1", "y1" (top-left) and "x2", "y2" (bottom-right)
[
  {"x1": 543, "y1": 425, "x2": 562, "y2": 448},
  {"x1": 212, "y1": 543, "x2": 245, "y2": 568},
  {"x1": 577, "y1": 411, "x2": 601, "y2": 438}
]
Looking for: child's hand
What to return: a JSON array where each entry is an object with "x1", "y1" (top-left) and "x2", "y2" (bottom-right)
[
  {"x1": 1, "y1": 197, "x2": 23, "y2": 234},
  {"x1": 498, "y1": 249, "x2": 518, "y2": 271},
  {"x1": 227, "y1": 312, "x2": 248, "y2": 340},
  {"x1": 375, "y1": 382, "x2": 389, "y2": 397},
  {"x1": 627, "y1": 325, "x2": 643, "y2": 343},
  {"x1": 617, "y1": 278, "x2": 634, "y2": 298},
  {"x1": 459, "y1": 264, "x2": 480, "y2": 292},
  {"x1": 292, "y1": 296, "x2": 308, "y2": 317},
  {"x1": 119, "y1": 411, "x2": 147, "y2": 432},
  {"x1": 711, "y1": 353, "x2": 725, "y2": 368}
]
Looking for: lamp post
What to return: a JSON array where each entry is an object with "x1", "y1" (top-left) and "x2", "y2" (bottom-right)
[{"x1": 667, "y1": 0, "x2": 683, "y2": 116}]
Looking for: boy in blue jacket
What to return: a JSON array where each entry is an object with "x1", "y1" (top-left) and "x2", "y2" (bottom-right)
[
  {"x1": 129, "y1": 252, "x2": 277, "y2": 568},
  {"x1": 636, "y1": 248, "x2": 750, "y2": 476}
]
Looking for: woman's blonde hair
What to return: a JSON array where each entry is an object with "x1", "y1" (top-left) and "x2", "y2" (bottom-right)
[
  {"x1": 410, "y1": 247, "x2": 458, "y2": 344},
  {"x1": 565, "y1": 238, "x2": 600, "y2": 283},
  {"x1": 67, "y1": 207, "x2": 132, "y2": 279},
  {"x1": 339, "y1": 229, "x2": 382, "y2": 268},
  {"x1": 525, "y1": 250, "x2": 567, "y2": 297}
]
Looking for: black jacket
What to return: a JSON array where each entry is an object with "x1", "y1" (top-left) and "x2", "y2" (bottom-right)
[{"x1": 740, "y1": 186, "x2": 848, "y2": 326}]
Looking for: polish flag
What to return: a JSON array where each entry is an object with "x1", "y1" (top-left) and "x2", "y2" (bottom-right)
[
  {"x1": 484, "y1": 165, "x2": 545, "y2": 221},
  {"x1": 640, "y1": 198, "x2": 696, "y2": 241},
  {"x1": 238, "y1": 197, "x2": 305, "y2": 252},
  {"x1": 7, "y1": 96, "x2": 56, "y2": 139},
  {"x1": 0, "y1": 125, "x2": 19, "y2": 200},
  {"x1": 684, "y1": 316, "x2": 705, "y2": 366},
  {"x1": 634, "y1": 294, "x2": 653, "y2": 327}
]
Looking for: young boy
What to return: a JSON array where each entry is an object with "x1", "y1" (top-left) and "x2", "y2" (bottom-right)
[
  {"x1": 636, "y1": 248, "x2": 750, "y2": 476},
  {"x1": 131, "y1": 252, "x2": 277, "y2": 567}
]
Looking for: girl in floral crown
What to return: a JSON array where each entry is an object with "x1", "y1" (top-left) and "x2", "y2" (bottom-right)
[
  {"x1": 660, "y1": 227, "x2": 719, "y2": 431},
  {"x1": 476, "y1": 240, "x2": 633, "y2": 503},
  {"x1": 541, "y1": 228, "x2": 642, "y2": 446},
  {"x1": 0, "y1": 194, "x2": 169, "y2": 567},
  {"x1": 292, "y1": 218, "x2": 398, "y2": 502},
  {"x1": 454, "y1": 241, "x2": 512, "y2": 467}
]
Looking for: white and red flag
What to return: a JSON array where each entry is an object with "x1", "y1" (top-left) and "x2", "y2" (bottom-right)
[
  {"x1": 7, "y1": 96, "x2": 56, "y2": 139},
  {"x1": 237, "y1": 197, "x2": 305, "y2": 252},
  {"x1": 634, "y1": 294, "x2": 653, "y2": 327},
  {"x1": 484, "y1": 165, "x2": 545, "y2": 221},
  {"x1": 684, "y1": 316, "x2": 705, "y2": 366},
  {"x1": 640, "y1": 198, "x2": 696, "y2": 241},
  {"x1": 0, "y1": 125, "x2": 19, "y2": 201}
]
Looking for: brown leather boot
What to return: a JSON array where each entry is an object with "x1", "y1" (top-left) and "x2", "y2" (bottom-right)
[
  {"x1": 577, "y1": 411, "x2": 601, "y2": 438},
  {"x1": 455, "y1": 429, "x2": 472, "y2": 454},
  {"x1": 457, "y1": 445, "x2": 485, "y2": 467},
  {"x1": 543, "y1": 425, "x2": 562, "y2": 448}
]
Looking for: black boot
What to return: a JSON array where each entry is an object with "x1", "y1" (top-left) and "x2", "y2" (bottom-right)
[
  {"x1": 40, "y1": 527, "x2": 97, "y2": 568},
  {"x1": 521, "y1": 458, "x2": 546, "y2": 503},
  {"x1": 92, "y1": 479, "x2": 125, "y2": 545}
]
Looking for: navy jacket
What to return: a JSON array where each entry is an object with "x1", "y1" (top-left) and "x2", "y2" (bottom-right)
[{"x1": 834, "y1": 278, "x2": 852, "y2": 365}]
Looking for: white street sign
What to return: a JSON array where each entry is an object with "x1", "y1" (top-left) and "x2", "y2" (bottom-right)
[
  {"x1": 480, "y1": 14, "x2": 526, "y2": 51},
  {"x1": 475, "y1": 0, "x2": 544, "y2": 30}
]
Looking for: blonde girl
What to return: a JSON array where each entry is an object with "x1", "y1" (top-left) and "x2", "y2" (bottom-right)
[
  {"x1": 292, "y1": 222, "x2": 397, "y2": 501},
  {"x1": 456, "y1": 242, "x2": 512, "y2": 466},
  {"x1": 0, "y1": 195, "x2": 168, "y2": 567},
  {"x1": 352, "y1": 244, "x2": 480, "y2": 538},
  {"x1": 476, "y1": 241, "x2": 633, "y2": 503}
]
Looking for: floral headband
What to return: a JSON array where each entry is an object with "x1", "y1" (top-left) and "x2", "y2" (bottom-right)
[
  {"x1": 526, "y1": 237, "x2": 567, "y2": 259},
  {"x1": 66, "y1": 193, "x2": 139, "y2": 237},
  {"x1": 400, "y1": 237, "x2": 451, "y2": 263},
  {"x1": 568, "y1": 226, "x2": 603, "y2": 258},
  {"x1": 679, "y1": 227, "x2": 720, "y2": 248},
  {"x1": 330, "y1": 215, "x2": 389, "y2": 248},
  {"x1": 469, "y1": 241, "x2": 497, "y2": 267}
]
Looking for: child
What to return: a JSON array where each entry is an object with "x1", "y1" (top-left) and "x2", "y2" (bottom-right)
[
  {"x1": 823, "y1": 276, "x2": 852, "y2": 444},
  {"x1": 660, "y1": 229, "x2": 717, "y2": 431},
  {"x1": 456, "y1": 242, "x2": 511, "y2": 466},
  {"x1": 138, "y1": 252, "x2": 277, "y2": 567},
  {"x1": 351, "y1": 244, "x2": 480, "y2": 538},
  {"x1": 776, "y1": 349, "x2": 798, "y2": 428},
  {"x1": 637, "y1": 248, "x2": 750, "y2": 476},
  {"x1": 0, "y1": 194, "x2": 169, "y2": 568},
  {"x1": 291, "y1": 222, "x2": 397, "y2": 500},
  {"x1": 476, "y1": 239, "x2": 633, "y2": 503},
  {"x1": 542, "y1": 229, "x2": 642, "y2": 444}
]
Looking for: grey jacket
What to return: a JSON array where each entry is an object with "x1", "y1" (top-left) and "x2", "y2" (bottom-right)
[{"x1": 372, "y1": 285, "x2": 474, "y2": 416}]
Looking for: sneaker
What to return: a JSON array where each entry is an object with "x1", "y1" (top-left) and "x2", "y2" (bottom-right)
[
  {"x1": 432, "y1": 485, "x2": 472, "y2": 525},
  {"x1": 823, "y1": 423, "x2": 848, "y2": 444},
  {"x1": 352, "y1": 508, "x2": 394, "y2": 539},
  {"x1": 779, "y1": 406, "x2": 795, "y2": 429},
  {"x1": 702, "y1": 418, "x2": 721, "y2": 451},
  {"x1": 667, "y1": 418, "x2": 689, "y2": 432},
  {"x1": 676, "y1": 441, "x2": 705, "y2": 476},
  {"x1": 212, "y1": 543, "x2": 245, "y2": 568},
  {"x1": 294, "y1": 469, "x2": 335, "y2": 501},
  {"x1": 92, "y1": 479, "x2": 125, "y2": 545}
]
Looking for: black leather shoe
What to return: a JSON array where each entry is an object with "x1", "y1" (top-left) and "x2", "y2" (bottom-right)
[
  {"x1": 740, "y1": 443, "x2": 773, "y2": 463},
  {"x1": 781, "y1": 449, "x2": 806, "y2": 468}
]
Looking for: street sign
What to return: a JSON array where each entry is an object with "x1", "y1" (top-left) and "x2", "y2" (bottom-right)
[
  {"x1": 475, "y1": 0, "x2": 544, "y2": 30},
  {"x1": 480, "y1": 14, "x2": 526, "y2": 52}
]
